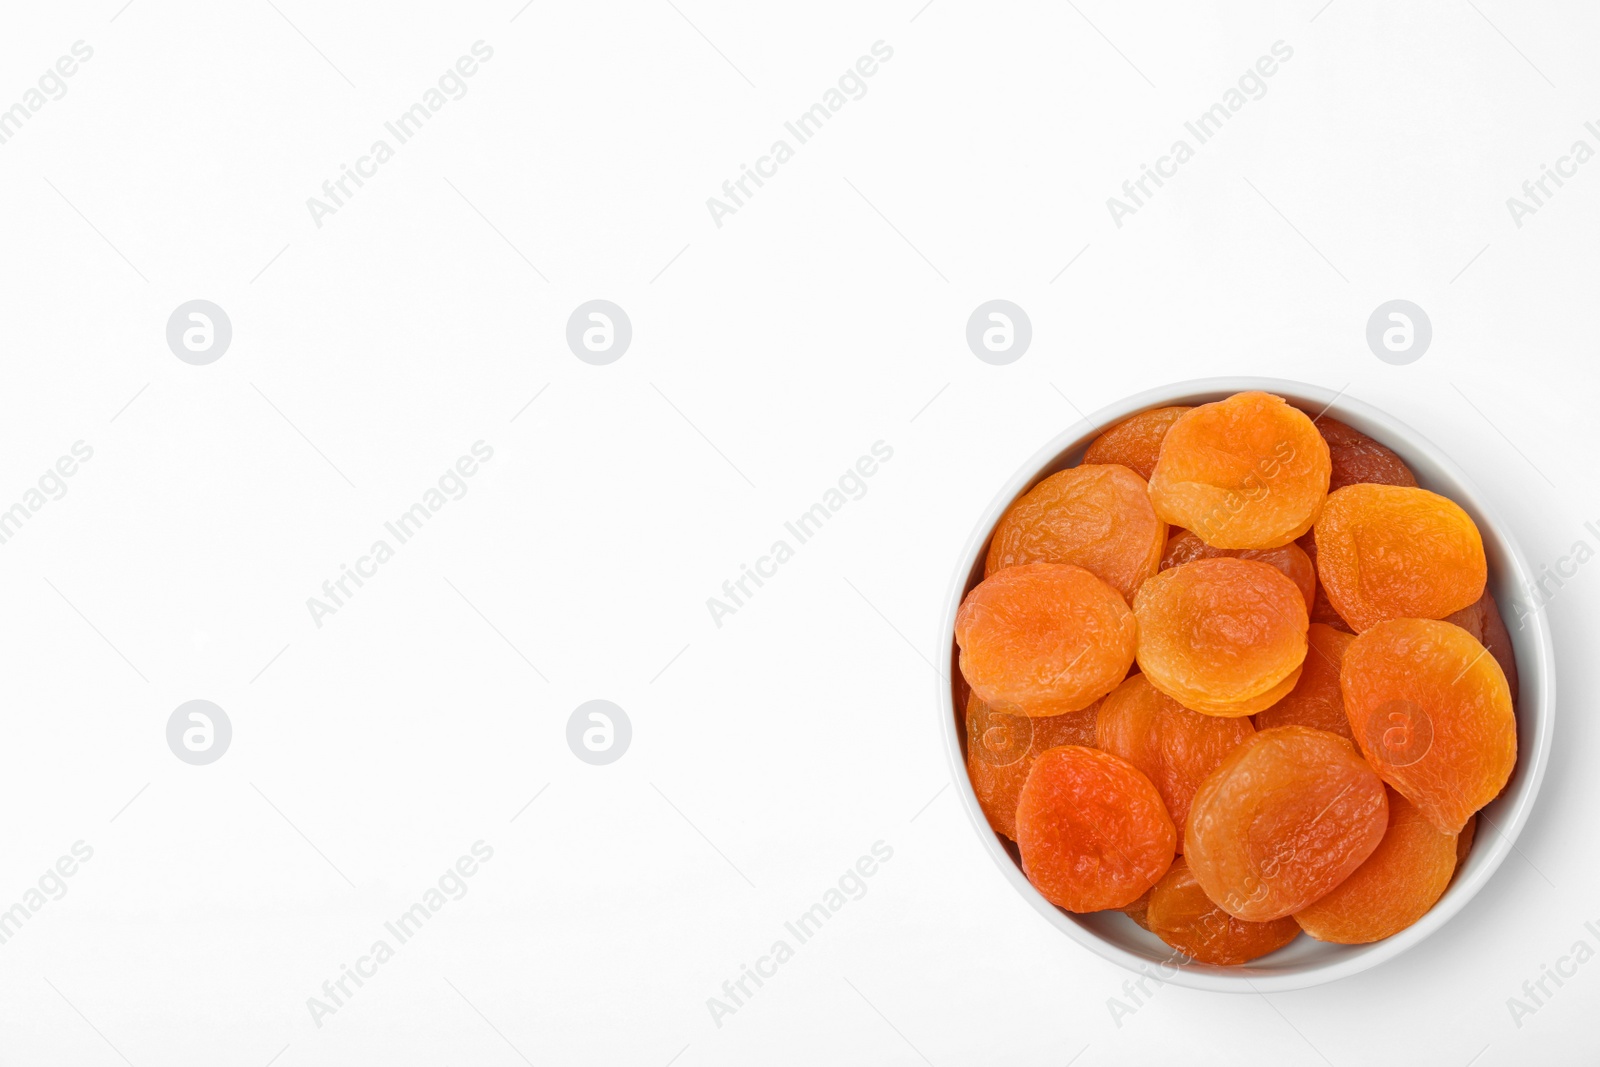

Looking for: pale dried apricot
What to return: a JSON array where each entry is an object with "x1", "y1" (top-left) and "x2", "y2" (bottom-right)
[
  {"x1": 1146, "y1": 855, "x2": 1300, "y2": 965},
  {"x1": 1341, "y1": 619, "x2": 1515, "y2": 834},
  {"x1": 1186, "y1": 726, "x2": 1388, "y2": 921},
  {"x1": 1314, "y1": 484, "x2": 1487, "y2": 632},
  {"x1": 986, "y1": 464, "x2": 1166, "y2": 601},
  {"x1": 1095, "y1": 674, "x2": 1254, "y2": 852},
  {"x1": 1294, "y1": 788, "x2": 1457, "y2": 944},
  {"x1": 1016, "y1": 746, "x2": 1175, "y2": 912},
  {"x1": 966, "y1": 691, "x2": 1099, "y2": 840},
  {"x1": 1310, "y1": 416, "x2": 1418, "y2": 492},
  {"x1": 1253, "y1": 624, "x2": 1355, "y2": 742},
  {"x1": 1161, "y1": 529, "x2": 1316, "y2": 614},
  {"x1": 1083, "y1": 406, "x2": 1192, "y2": 481},
  {"x1": 1148, "y1": 392, "x2": 1331, "y2": 550},
  {"x1": 956, "y1": 564, "x2": 1137, "y2": 716},
  {"x1": 1132, "y1": 558, "x2": 1308, "y2": 717}
]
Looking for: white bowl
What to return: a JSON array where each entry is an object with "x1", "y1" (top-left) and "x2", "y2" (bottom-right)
[{"x1": 938, "y1": 376, "x2": 1554, "y2": 992}]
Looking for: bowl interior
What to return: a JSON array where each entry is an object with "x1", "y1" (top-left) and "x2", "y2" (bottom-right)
[{"x1": 941, "y1": 377, "x2": 1552, "y2": 992}]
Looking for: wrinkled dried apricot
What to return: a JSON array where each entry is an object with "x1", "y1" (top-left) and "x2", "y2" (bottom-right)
[
  {"x1": 1186, "y1": 726, "x2": 1388, "y2": 921},
  {"x1": 1314, "y1": 484, "x2": 1487, "y2": 632},
  {"x1": 1083, "y1": 406, "x2": 1192, "y2": 481},
  {"x1": 1341, "y1": 619, "x2": 1516, "y2": 834},
  {"x1": 1311, "y1": 416, "x2": 1418, "y2": 492},
  {"x1": 986, "y1": 464, "x2": 1166, "y2": 601},
  {"x1": 1148, "y1": 392, "x2": 1331, "y2": 550},
  {"x1": 1253, "y1": 624, "x2": 1356, "y2": 742},
  {"x1": 1161, "y1": 529, "x2": 1316, "y2": 614},
  {"x1": 966, "y1": 691, "x2": 1099, "y2": 840},
  {"x1": 1146, "y1": 855, "x2": 1300, "y2": 964},
  {"x1": 1294, "y1": 788, "x2": 1457, "y2": 944},
  {"x1": 1096, "y1": 674, "x2": 1255, "y2": 852},
  {"x1": 1133, "y1": 558, "x2": 1308, "y2": 716},
  {"x1": 957, "y1": 564, "x2": 1137, "y2": 716},
  {"x1": 1479, "y1": 592, "x2": 1520, "y2": 709},
  {"x1": 1016, "y1": 746, "x2": 1175, "y2": 912}
]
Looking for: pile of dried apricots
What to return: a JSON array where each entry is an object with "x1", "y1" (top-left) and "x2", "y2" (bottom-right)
[{"x1": 957, "y1": 391, "x2": 1519, "y2": 965}]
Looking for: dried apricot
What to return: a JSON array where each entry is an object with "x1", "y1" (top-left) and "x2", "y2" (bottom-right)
[
  {"x1": 1314, "y1": 484, "x2": 1487, "y2": 632},
  {"x1": 1016, "y1": 746, "x2": 1175, "y2": 912},
  {"x1": 1294, "y1": 788, "x2": 1456, "y2": 944},
  {"x1": 956, "y1": 563, "x2": 1137, "y2": 716},
  {"x1": 1478, "y1": 592, "x2": 1520, "y2": 709},
  {"x1": 1297, "y1": 533, "x2": 1354, "y2": 633},
  {"x1": 1310, "y1": 416, "x2": 1418, "y2": 492},
  {"x1": 1095, "y1": 674, "x2": 1255, "y2": 852},
  {"x1": 986, "y1": 464, "x2": 1166, "y2": 601},
  {"x1": 966, "y1": 691, "x2": 1099, "y2": 840},
  {"x1": 1443, "y1": 600, "x2": 1485, "y2": 644},
  {"x1": 1186, "y1": 726, "x2": 1388, "y2": 921},
  {"x1": 1253, "y1": 624, "x2": 1356, "y2": 742},
  {"x1": 1146, "y1": 855, "x2": 1300, "y2": 965},
  {"x1": 1341, "y1": 619, "x2": 1515, "y2": 834},
  {"x1": 1161, "y1": 529, "x2": 1316, "y2": 614},
  {"x1": 1132, "y1": 558, "x2": 1308, "y2": 717},
  {"x1": 1456, "y1": 813, "x2": 1477, "y2": 872},
  {"x1": 1083, "y1": 406, "x2": 1192, "y2": 481},
  {"x1": 1148, "y1": 392, "x2": 1331, "y2": 550},
  {"x1": 1122, "y1": 888, "x2": 1153, "y2": 930}
]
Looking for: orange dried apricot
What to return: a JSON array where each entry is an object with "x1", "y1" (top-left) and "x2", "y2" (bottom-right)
[
  {"x1": 1146, "y1": 855, "x2": 1300, "y2": 965},
  {"x1": 986, "y1": 464, "x2": 1166, "y2": 601},
  {"x1": 1253, "y1": 624, "x2": 1356, "y2": 742},
  {"x1": 1016, "y1": 746, "x2": 1175, "y2": 912},
  {"x1": 1314, "y1": 484, "x2": 1487, "y2": 632},
  {"x1": 956, "y1": 563, "x2": 1137, "y2": 716},
  {"x1": 1083, "y1": 406, "x2": 1192, "y2": 481},
  {"x1": 966, "y1": 691, "x2": 1099, "y2": 840},
  {"x1": 1132, "y1": 558, "x2": 1308, "y2": 717},
  {"x1": 1478, "y1": 592, "x2": 1520, "y2": 710},
  {"x1": 1341, "y1": 619, "x2": 1516, "y2": 834},
  {"x1": 1095, "y1": 674, "x2": 1255, "y2": 852},
  {"x1": 1310, "y1": 416, "x2": 1418, "y2": 492},
  {"x1": 1161, "y1": 529, "x2": 1316, "y2": 614},
  {"x1": 1186, "y1": 726, "x2": 1388, "y2": 921},
  {"x1": 1294, "y1": 788, "x2": 1457, "y2": 944},
  {"x1": 1148, "y1": 392, "x2": 1331, "y2": 550}
]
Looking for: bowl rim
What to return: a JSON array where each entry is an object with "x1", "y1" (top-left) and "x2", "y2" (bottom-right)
[{"x1": 937, "y1": 375, "x2": 1555, "y2": 992}]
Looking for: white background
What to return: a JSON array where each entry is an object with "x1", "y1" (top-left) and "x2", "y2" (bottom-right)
[{"x1": 1, "y1": 1, "x2": 1597, "y2": 1064}]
